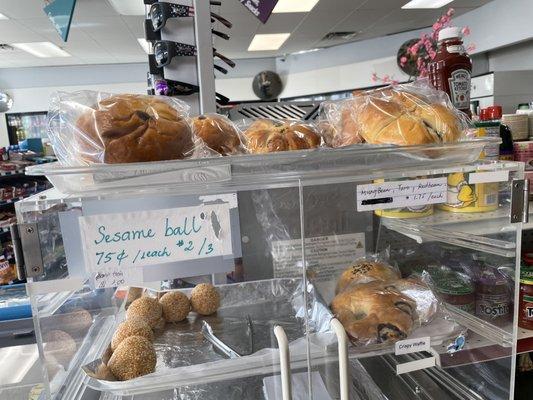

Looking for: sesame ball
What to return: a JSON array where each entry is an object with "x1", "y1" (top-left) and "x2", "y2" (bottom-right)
[
  {"x1": 108, "y1": 336, "x2": 156, "y2": 380},
  {"x1": 159, "y1": 291, "x2": 190, "y2": 322},
  {"x1": 111, "y1": 318, "x2": 154, "y2": 351},
  {"x1": 190, "y1": 283, "x2": 220, "y2": 316},
  {"x1": 126, "y1": 296, "x2": 162, "y2": 329}
]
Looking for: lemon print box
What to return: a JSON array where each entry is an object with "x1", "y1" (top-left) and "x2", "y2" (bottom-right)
[{"x1": 438, "y1": 172, "x2": 498, "y2": 213}]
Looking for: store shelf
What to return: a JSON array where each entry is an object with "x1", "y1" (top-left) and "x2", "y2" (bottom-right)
[{"x1": 383, "y1": 215, "x2": 517, "y2": 258}]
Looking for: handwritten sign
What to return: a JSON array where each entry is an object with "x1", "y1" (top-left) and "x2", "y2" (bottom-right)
[
  {"x1": 80, "y1": 204, "x2": 232, "y2": 287},
  {"x1": 356, "y1": 177, "x2": 447, "y2": 211}
]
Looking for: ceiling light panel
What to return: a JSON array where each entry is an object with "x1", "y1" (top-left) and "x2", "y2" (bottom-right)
[
  {"x1": 0, "y1": 12, "x2": 9, "y2": 20},
  {"x1": 248, "y1": 33, "x2": 290, "y2": 51},
  {"x1": 12, "y1": 42, "x2": 70, "y2": 57},
  {"x1": 137, "y1": 38, "x2": 150, "y2": 54},
  {"x1": 273, "y1": 0, "x2": 320, "y2": 13},
  {"x1": 402, "y1": 0, "x2": 454, "y2": 9}
]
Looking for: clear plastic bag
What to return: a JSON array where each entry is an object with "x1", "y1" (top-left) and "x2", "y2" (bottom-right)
[
  {"x1": 330, "y1": 280, "x2": 419, "y2": 345},
  {"x1": 191, "y1": 113, "x2": 245, "y2": 156},
  {"x1": 242, "y1": 119, "x2": 322, "y2": 153},
  {"x1": 48, "y1": 91, "x2": 194, "y2": 165},
  {"x1": 335, "y1": 254, "x2": 400, "y2": 294},
  {"x1": 318, "y1": 78, "x2": 471, "y2": 146}
]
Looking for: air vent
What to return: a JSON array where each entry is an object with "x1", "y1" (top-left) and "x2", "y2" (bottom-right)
[
  {"x1": 0, "y1": 44, "x2": 14, "y2": 51},
  {"x1": 322, "y1": 31, "x2": 359, "y2": 41}
]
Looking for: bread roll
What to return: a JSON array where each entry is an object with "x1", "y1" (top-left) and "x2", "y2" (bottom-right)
[
  {"x1": 391, "y1": 91, "x2": 461, "y2": 142},
  {"x1": 357, "y1": 98, "x2": 437, "y2": 145},
  {"x1": 75, "y1": 94, "x2": 193, "y2": 164},
  {"x1": 336, "y1": 260, "x2": 400, "y2": 293},
  {"x1": 245, "y1": 120, "x2": 321, "y2": 153},
  {"x1": 192, "y1": 114, "x2": 242, "y2": 155},
  {"x1": 330, "y1": 281, "x2": 416, "y2": 344}
]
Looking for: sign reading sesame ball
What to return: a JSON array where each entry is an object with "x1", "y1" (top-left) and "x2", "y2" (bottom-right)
[{"x1": 79, "y1": 204, "x2": 233, "y2": 288}]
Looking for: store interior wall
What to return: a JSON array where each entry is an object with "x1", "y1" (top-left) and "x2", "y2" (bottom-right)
[{"x1": 0, "y1": 0, "x2": 532, "y2": 146}]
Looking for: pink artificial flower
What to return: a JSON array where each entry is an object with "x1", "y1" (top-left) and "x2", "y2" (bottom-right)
[
  {"x1": 447, "y1": 8, "x2": 454, "y2": 16},
  {"x1": 462, "y1": 26, "x2": 471, "y2": 35},
  {"x1": 433, "y1": 22, "x2": 442, "y2": 31},
  {"x1": 429, "y1": 50, "x2": 437, "y2": 59},
  {"x1": 466, "y1": 43, "x2": 476, "y2": 53},
  {"x1": 382, "y1": 74, "x2": 390, "y2": 83},
  {"x1": 409, "y1": 45, "x2": 419, "y2": 56},
  {"x1": 400, "y1": 56, "x2": 408, "y2": 66},
  {"x1": 391, "y1": 79, "x2": 399, "y2": 85},
  {"x1": 371, "y1": 72, "x2": 378, "y2": 82}
]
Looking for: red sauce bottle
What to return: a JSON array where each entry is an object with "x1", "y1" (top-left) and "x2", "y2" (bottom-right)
[{"x1": 428, "y1": 26, "x2": 472, "y2": 116}]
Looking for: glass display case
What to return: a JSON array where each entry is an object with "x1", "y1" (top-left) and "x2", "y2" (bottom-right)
[{"x1": 13, "y1": 139, "x2": 528, "y2": 400}]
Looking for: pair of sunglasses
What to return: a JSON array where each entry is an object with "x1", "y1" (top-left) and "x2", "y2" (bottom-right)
[
  {"x1": 150, "y1": 2, "x2": 232, "y2": 32},
  {"x1": 154, "y1": 40, "x2": 235, "y2": 69},
  {"x1": 155, "y1": 79, "x2": 229, "y2": 104}
]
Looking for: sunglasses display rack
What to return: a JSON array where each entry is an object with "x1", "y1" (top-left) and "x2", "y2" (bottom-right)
[{"x1": 144, "y1": 0, "x2": 233, "y2": 114}]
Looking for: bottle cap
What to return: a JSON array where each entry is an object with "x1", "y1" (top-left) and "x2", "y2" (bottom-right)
[
  {"x1": 487, "y1": 105, "x2": 502, "y2": 120},
  {"x1": 438, "y1": 26, "x2": 462, "y2": 42}
]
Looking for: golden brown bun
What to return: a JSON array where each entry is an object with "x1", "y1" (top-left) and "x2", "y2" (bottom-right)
[
  {"x1": 330, "y1": 281, "x2": 416, "y2": 344},
  {"x1": 159, "y1": 291, "x2": 190, "y2": 322},
  {"x1": 245, "y1": 120, "x2": 321, "y2": 153},
  {"x1": 75, "y1": 94, "x2": 193, "y2": 164},
  {"x1": 391, "y1": 91, "x2": 461, "y2": 142},
  {"x1": 190, "y1": 283, "x2": 220, "y2": 316},
  {"x1": 126, "y1": 296, "x2": 163, "y2": 329},
  {"x1": 336, "y1": 260, "x2": 400, "y2": 293},
  {"x1": 108, "y1": 336, "x2": 156, "y2": 380},
  {"x1": 111, "y1": 318, "x2": 154, "y2": 351},
  {"x1": 192, "y1": 115, "x2": 242, "y2": 156},
  {"x1": 358, "y1": 98, "x2": 437, "y2": 145}
]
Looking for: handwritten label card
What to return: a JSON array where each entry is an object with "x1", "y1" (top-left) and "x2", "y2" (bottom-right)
[
  {"x1": 356, "y1": 177, "x2": 447, "y2": 211},
  {"x1": 80, "y1": 204, "x2": 232, "y2": 287}
]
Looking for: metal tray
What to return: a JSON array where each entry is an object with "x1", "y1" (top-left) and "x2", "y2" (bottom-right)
[{"x1": 82, "y1": 278, "x2": 334, "y2": 396}]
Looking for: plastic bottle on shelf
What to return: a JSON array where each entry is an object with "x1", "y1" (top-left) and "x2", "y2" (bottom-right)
[
  {"x1": 474, "y1": 108, "x2": 500, "y2": 161},
  {"x1": 485, "y1": 106, "x2": 514, "y2": 161},
  {"x1": 474, "y1": 260, "x2": 512, "y2": 327}
]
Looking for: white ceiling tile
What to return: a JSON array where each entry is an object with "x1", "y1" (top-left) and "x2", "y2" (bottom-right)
[
  {"x1": 0, "y1": 20, "x2": 47, "y2": 42},
  {"x1": 256, "y1": 13, "x2": 307, "y2": 34},
  {"x1": 0, "y1": 0, "x2": 47, "y2": 18}
]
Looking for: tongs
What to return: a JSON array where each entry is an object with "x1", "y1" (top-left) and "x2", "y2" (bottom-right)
[{"x1": 201, "y1": 315, "x2": 254, "y2": 359}]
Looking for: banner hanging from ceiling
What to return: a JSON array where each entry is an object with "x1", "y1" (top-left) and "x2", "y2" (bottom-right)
[
  {"x1": 43, "y1": 0, "x2": 77, "y2": 42},
  {"x1": 239, "y1": 0, "x2": 279, "y2": 24}
]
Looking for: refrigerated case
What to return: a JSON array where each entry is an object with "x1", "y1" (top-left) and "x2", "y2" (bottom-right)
[
  {"x1": 5, "y1": 112, "x2": 48, "y2": 145},
  {"x1": 9, "y1": 138, "x2": 529, "y2": 400}
]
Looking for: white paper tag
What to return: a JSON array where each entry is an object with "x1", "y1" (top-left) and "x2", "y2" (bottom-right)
[
  {"x1": 395, "y1": 336, "x2": 431, "y2": 355},
  {"x1": 356, "y1": 177, "x2": 447, "y2": 211},
  {"x1": 468, "y1": 170, "x2": 509, "y2": 184},
  {"x1": 396, "y1": 356, "x2": 436, "y2": 375},
  {"x1": 80, "y1": 204, "x2": 233, "y2": 287}
]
